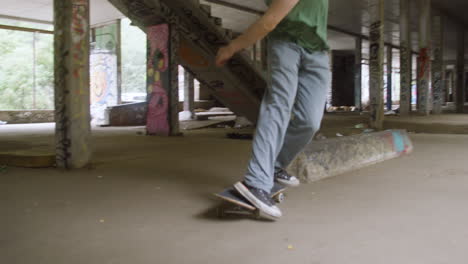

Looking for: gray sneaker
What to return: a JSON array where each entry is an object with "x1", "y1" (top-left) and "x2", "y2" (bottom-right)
[
  {"x1": 274, "y1": 168, "x2": 300, "y2": 187},
  {"x1": 234, "y1": 181, "x2": 282, "y2": 220}
]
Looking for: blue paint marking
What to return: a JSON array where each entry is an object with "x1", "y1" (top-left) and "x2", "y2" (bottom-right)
[{"x1": 392, "y1": 131, "x2": 406, "y2": 153}]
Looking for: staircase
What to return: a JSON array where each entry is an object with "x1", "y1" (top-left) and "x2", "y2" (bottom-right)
[{"x1": 108, "y1": 0, "x2": 267, "y2": 123}]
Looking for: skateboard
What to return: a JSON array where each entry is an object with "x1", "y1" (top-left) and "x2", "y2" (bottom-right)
[{"x1": 214, "y1": 183, "x2": 286, "y2": 219}]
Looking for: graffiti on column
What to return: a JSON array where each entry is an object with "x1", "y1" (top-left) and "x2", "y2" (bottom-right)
[
  {"x1": 71, "y1": 0, "x2": 88, "y2": 80},
  {"x1": 146, "y1": 24, "x2": 170, "y2": 136},
  {"x1": 400, "y1": 45, "x2": 410, "y2": 114},
  {"x1": 418, "y1": 47, "x2": 430, "y2": 114},
  {"x1": 432, "y1": 17, "x2": 443, "y2": 114},
  {"x1": 90, "y1": 53, "x2": 118, "y2": 125},
  {"x1": 169, "y1": 26, "x2": 180, "y2": 135},
  {"x1": 55, "y1": 0, "x2": 89, "y2": 168},
  {"x1": 369, "y1": 20, "x2": 383, "y2": 126}
]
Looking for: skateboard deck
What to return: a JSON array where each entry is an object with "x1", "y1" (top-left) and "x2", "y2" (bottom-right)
[{"x1": 214, "y1": 183, "x2": 286, "y2": 219}]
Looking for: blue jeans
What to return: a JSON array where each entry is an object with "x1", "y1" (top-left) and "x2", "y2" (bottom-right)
[{"x1": 244, "y1": 39, "x2": 331, "y2": 192}]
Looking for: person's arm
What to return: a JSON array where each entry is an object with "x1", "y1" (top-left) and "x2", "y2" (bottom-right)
[{"x1": 215, "y1": 0, "x2": 299, "y2": 67}]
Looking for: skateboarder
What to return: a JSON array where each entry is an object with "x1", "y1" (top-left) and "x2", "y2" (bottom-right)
[{"x1": 216, "y1": 0, "x2": 330, "y2": 219}]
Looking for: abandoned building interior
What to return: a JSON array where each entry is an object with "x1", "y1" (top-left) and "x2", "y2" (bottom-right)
[{"x1": 2, "y1": 0, "x2": 468, "y2": 263}]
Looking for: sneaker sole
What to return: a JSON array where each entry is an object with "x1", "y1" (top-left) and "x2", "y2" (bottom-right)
[
  {"x1": 276, "y1": 178, "x2": 300, "y2": 188},
  {"x1": 234, "y1": 182, "x2": 282, "y2": 220}
]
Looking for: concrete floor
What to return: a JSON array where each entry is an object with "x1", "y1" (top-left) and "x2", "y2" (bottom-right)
[{"x1": 2, "y1": 122, "x2": 468, "y2": 263}]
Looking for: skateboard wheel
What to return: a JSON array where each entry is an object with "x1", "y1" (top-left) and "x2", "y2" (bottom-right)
[
  {"x1": 275, "y1": 193, "x2": 285, "y2": 204},
  {"x1": 255, "y1": 211, "x2": 261, "y2": 220}
]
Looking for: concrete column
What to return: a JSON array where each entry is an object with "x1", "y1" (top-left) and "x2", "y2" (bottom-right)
[
  {"x1": 431, "y1": 15, "x2": 444, "y2": 114},
  {"x1": 417, "y1": 0, "x2": 431, "y2": 115},
  {"x1": 183, "y1": 70, "x2": 195, "y2": 117},
  {"x1": 400, "y1": 0, "x2": 412, "y2": 115},
  {"x1": 386, "y1": 46, "x2": 393, "y2": 111},
  {"x1": 447, "y1": 69, "x2": 454, "y2": 102},
  {"x1": 54, "y1": 0, "x2": 92, "y2": 169},
  {"x1": 368, "y1": 0, "x2": 385, "y2": 129},
  {"x1": 354, "y1": 38, "x2": 362, "y2": 110},
  {"x1": 169, "y1": 26, "x2": 180, "y2": 135},
  {"x1": 146, "y1": 23, "x2": 180, "y2": 136},
  {"x1": 456, "y1": 27, "x2": 465, "y2": 113},
  {"x1": 116, "y1": 19, "x2": 123, "y2": 105}
]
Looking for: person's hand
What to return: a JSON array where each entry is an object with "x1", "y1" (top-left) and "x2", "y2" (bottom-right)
[{"x1": 215, "y1": 45, "x2": 236, "y2": 67}]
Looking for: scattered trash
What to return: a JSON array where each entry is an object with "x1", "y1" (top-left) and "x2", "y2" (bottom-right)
[
  {"x1": 208, "y1": 107, "x2": 231, "y2": 113},
  {"x1": 336, "y1": 133, "x2": 343, "y2": 137},
  {"x1": 327, "y1": 106, "x2": 358, "y2": 112},
  {"x1": 99, "y1": 219, "x2": 105, "y2": 223},
  {"x1": 287, "y1": 245, "x2": 294, "y2": 250},
  {"x1": 234, "y1": 116, "x2": 253, "y2": 128},
  {"x1": 97, "y1": 175, "x2": 103, "y2": 179},
  {"x1": 0, "y1": 120, "x2": 7, "y2": 125},
  {"x1": 315, "y1": 133, "x2": 327, "y2": 140},
  {"x1": 384, "y1": 110, "x2": 397, "y2": 116},
  {"x1": 363, "y1": 129, "x2": 375, "y2": 133},
  {"x1": 226, "y1": 133, "x2": 253, "y2": 140},
  {"x1": 354, "y1": 123, "x2": 366, "y2": 129},
  {"x1": 179, "y1": 111, "x2": 194, "y2": 121}
]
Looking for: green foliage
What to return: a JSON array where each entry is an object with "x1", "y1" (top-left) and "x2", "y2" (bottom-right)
[
  {"x1": 0, "y1": 27, "x2": 53, "y2": 110},
  {"x1": 121, "y1": 18, "x2": 146, "y2": 94},
  {"x1": 0, "y1": 18, "x2": 146, "y2": 110}
]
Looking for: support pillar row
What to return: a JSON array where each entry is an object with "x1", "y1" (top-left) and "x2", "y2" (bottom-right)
[
  {"x1": 432, "y1": 15, "x2": 444, "y2": 114},
  {"x1": 399, "y1": 0, "x2": 412, "y2": 115},
  {"x1": 368, "y1": 0, "x2": 385, "y2": 130},
  {"x1": 456, "y1": 27, "x2": 465, "y2": 113},
  {"x1": 354, "y1": 38, "x2": 362, "y2": 110},
  {"x1": 386, "y1": 46, "x2": 393, "y2": 111},
  {"x1": 417, "y1": 0, "x2": 431, "y2": 115},
  {"x1": 146, "y1": 23, "x2": 180, "y2": 136},
  {"x1": 54, "y1": 0, "x2": 92, "y2": 169}
]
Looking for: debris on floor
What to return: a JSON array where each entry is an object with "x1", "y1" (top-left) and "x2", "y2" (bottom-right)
[
  {"x1": 327, "y1": 106, "x2": 358, "y2": 112},
  {"x1": 234, "y1": 116, "x2": 253, "y2": 128},
  {"x1": 226, "y1": 133, "x2": 253, "y2": 140},
  {"x1": 179, "y1": 110, "x2": 194, "y2": 121},
  {"x1": 384, "y1": 110, "x2": 397, "y2": 116},
  {"x1": 194, "y1": 107, "x2": 235, "y2": 120},
  {"x1": 336, "y1": 133, "x2": 344, "y2": 137},
  {"x1": 315, "y1": 133, "x2": 327, "y2": 140},
  {"x1": 0, "y1": 120, "x2": 7, "y2": 125},
  {"x1": 354, "y1": 123, "x2": 366, "y2": 129}
]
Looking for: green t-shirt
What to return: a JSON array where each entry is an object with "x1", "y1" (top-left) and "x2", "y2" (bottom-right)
[{"x1": 265, "y1": 0, "x2": 329, "y2": 52}]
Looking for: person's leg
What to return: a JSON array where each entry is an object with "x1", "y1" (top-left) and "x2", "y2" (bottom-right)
[
  {"x1": 275, "y1": 50, "x2": 331, "y2": 170},
  {"x1": 243, "y1": 39, "x2": 301, "y2": 192}
]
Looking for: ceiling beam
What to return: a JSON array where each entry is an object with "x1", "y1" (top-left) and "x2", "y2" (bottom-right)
[
  {"x1": 0, "y1": 14, "x2": 53, "y2": 25},
  {"x1": 0, "y1": 24, "x2": 53, "y2": 34}
]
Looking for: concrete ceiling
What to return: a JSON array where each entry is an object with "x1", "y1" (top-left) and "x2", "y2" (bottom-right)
[
  {"x1": 203, "y1": 0, "x2": 468, "y2": 63},
  {"x1": 0, "y1": 0, "x2": 466, "y2": 63}
]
